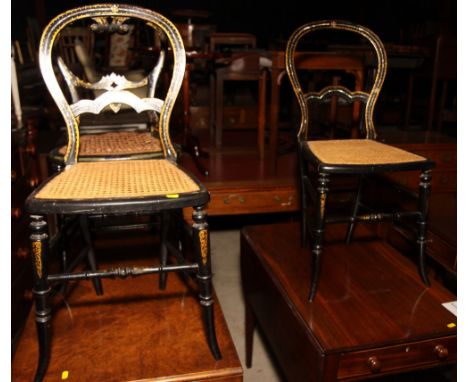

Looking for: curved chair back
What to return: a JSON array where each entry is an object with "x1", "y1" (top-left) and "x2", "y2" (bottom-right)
[
  {"x1": 285, "y1": 20, "x2": 387, "y2": 141},
  {"x1": 39, "y1": 4, "x2": 186, "y2": 166}
]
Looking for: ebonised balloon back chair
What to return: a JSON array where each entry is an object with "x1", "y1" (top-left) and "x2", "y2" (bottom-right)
[
  {"x1": 26, "y1": 4, "x2": 222, "y2": 381},
  {"x1": 285, "y1": 20, "x2": 436, "y2": 301}
]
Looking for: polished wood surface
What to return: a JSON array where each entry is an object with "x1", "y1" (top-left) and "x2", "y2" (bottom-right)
[
  {"x1": 241, "y1": 222, "x2": 456, "y2": 381},
  {"x1": 12, "y1": 233, "x2": 242, "y2": 382}
]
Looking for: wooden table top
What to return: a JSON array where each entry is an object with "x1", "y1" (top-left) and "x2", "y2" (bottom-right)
[
  {"x1": 241, "y1": 222, "x2": 457, "y2": 353},
  {"x1": 12, "y1": 233, "x2": 242, "y2": 382}
]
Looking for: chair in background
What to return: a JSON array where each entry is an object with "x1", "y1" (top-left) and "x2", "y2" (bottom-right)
[
  {"x1": 286, "y1": 20, "x2": 435, "y2": 301},
  {"x1": 26, "y1": 5, "x2": 221, "y2": 381},
  {"x1": 404, "y1": 33, "x2": 456, "y2": 131},
  {"x1": 209, "y1": 33, "x2": 268, "y2": 158}
]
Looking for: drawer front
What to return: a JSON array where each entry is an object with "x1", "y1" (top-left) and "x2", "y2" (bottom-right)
[
  {"x1": 207, "y1": 188, "x2": 298, "y2": 215},
  {"x1": 338, "y1": 336, "x2": 456, "y2": 379}
]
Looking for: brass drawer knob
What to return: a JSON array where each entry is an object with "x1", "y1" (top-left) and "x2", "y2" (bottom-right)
[
  {"x1": 434, "y1": 344, "x2": 449, "y2": 360},
  {"x1": 367, "y1": 356, "x2": 382, "y2": 373}
]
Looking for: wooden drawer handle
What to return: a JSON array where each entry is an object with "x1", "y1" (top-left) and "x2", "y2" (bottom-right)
[
  {"x1": 434, "y1": 344, "x2": 449, "y2": 360},
  {"x1": 11, "y1": 170, "x2": 17, "y2": 182},
  {"x1": 366, "y1": 356, "x2": 382, "y2": 373}
]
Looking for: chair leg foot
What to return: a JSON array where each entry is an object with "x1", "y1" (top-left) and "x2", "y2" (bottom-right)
[
  {"x1": 34, "y1": 319, "x2": 51, "y2": 382},
  {"x1": 201, "y1": 300, "x2": 222, "y2": 360},
  {"x1": 419, "y1": 250, "x2": 431, "y2": 286},
  {"x1": 308, "y1": 249, "x2": 322, "y2": 301}
]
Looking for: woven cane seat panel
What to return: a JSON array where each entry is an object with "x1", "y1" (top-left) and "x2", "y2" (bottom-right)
[
  {"x1": 57, "y1": 132, "x2": 162, "y2": 157},
  {"x1": 307, "y1": 139, "x2": 427, "y2": 165},
  {"x1": 35, "y1": 160, "x2": 200, "y2": 200}
]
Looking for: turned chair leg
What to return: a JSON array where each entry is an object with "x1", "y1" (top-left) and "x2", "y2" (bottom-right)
[
  {"x1": 30, "y1": 215, "x2": 52, "y2": 382},
  {"x1": 417, "y1": 170, "x2": 432, "y2": 286},
  {"x1": 309, "y1": 172, "x2": 330, "y2": 301},
  {"x1": 345, "y1": 175, "x2": 365, "y2": 244},
  {"x1": 79, "y1": 215, "x2": 103, "y2": 295},
  {"x1": 159, "y1": 211, "x2": 170, "y2": 290},
  {"x1": 192, "y1": 206, "x2": 222, "y2": 360}
]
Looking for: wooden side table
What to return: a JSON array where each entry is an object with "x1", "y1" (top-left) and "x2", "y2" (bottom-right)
[{"x1": 241, "y1": 222, "x2": 456, "y2": 381}]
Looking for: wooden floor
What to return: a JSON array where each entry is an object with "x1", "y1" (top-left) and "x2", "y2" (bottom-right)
[{"x1": 12, "y1": 233, "x2": 243, "y2": 382}]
